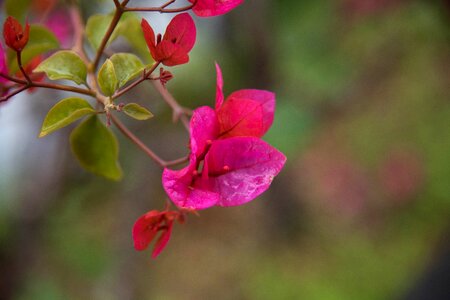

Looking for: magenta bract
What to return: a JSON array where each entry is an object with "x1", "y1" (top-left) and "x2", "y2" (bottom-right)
[
  {"x1": 162, "y1": 63, "x2": 286, "y2": 210},
  {"x1": 141, "y1": 13, "x2": 196, "y2": 66},
  {"x1": 189, "y1": 0, "x2": 244, "y2": 17}
]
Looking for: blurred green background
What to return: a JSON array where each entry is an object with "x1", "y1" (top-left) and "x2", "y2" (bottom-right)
[{"x1": 0, "y1": 0, "x2": 449, "y2": 299}]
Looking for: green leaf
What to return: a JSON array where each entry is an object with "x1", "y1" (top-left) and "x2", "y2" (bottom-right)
[
  {"x1": 98, "y1": 59, "x2": 118, "y2": 96},
  {"x1": 85, "y1": 13, "x2": 153, "y2": 63},
  {"x1": 123, "y1": 103, "x2": 154, "y2": 120},
  {"x1": 7, "y1": 25, "x2": 60, "y2": 73},
  {"x1": 116, "y1": 14, "x2": 153, "y2": 63},
  {"x1": 4, "y1": 0, "x2": 31, "y2": 22},
  {"x1": 86, "y1": 14, "x2": 114, "y2": 51},
  {"x1": 34, "y1": 51, "x2": 88, "y2": 85},
  {"x1": 70, "y1": 115, "x2": 122, "y2": 181},
  {"x1": 110, "y1": 53, "x2": 145, "y2": 88},
  {"x1": 39, "y1": 98, "x2": 95, "y2": 138}
]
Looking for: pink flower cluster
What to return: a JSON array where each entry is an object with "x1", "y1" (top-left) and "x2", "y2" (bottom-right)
[
  {"x1": 162, "y1": 64, "x2": 286, "y2": 210},
  {"x1": 133, "y1": 0, "x2": 286, "y2": 258},
  {"x1": 190, "y1": 0, "x2": 243, "y2": 17}
]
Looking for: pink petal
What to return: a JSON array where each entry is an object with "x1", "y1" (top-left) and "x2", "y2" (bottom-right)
[
  {"x1": 141, "y1": 19, "x2": 157, "y2": 61},
  {"x1": 132, "y1": 211, "x2": 161, "y2": 251},
  {"x1": 190, "y1": 106, "x2": 219, "y2": 158},
  {"x1": 163, "y1": 13, "x2": 196, "y2": 53},
  {"x1": 162, "y1": 160, "x2": 220, "y2": 210},
  {"x1": 157, "y1": 41, "x2": 190, "y2": 66},
  {"x1": 215, "y1": 62, "x2": 224, "y2": 110},
  {"x1": 152, "y1": 221, "x2": 173, "y2": 258},
  {"x1": 217, "y1": 90, "x2": 275, "y2": 138},
  {"x1": 205, "y1": 137, "x2": 286, "y2": 207},
  {"x1": 189, "y1": 0, "x2": 243, "y2": 17}
]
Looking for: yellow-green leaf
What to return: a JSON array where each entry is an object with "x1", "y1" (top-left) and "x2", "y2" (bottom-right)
[
  {"x1": 39, "y1": 97, "x2": 95, "y2": 138},
  {"x1": 35, "y1": 51, "x2": 88, "y2": 85},
  {"x1": 70, "y1": 115, "x2": 122, "y2": 181},
  {"x1": 86, "y1": 14, "x2": 114, "y2": 51},
  {"x1": 123, "y1": 103, "x2": 154, "y2": 121},
  {"x1": 116, "y1": 14, "x2": 153, "y2": 63},
  {"x1": 98, "y1": 59, "x2": 118, "y2": 96},
  {"x1": 110, "y1": 53, "x2": 145, "y2": 88},
  {"x1": 7, "y1": 25, "x2": 59, "y2": 73}
]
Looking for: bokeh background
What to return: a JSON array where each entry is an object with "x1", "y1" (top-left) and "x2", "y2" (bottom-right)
[{"x1": 1, "y1": 0, "x2": 449, "y2": 299}]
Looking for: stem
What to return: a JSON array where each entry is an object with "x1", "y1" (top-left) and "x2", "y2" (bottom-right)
[
  {"x1": 91, "y1": 6, "x2": 124, "y2": 71},
  {"x1": 33, "y1": 82, "x2": 96, "y2": 96},
  {"x1": 151, "y1": 81, "x2": 190, "y2": 130},
  {"x1": 110, "y1": 114, "x2": 184, "y2": 169},
  {"x1": 124, "y1": 3, "x2": 195, "y2": 13},
  {"x1": 0, "y1": 85, "x2": 28, "y2": 103},
  {"x1": 112, "y1": 62, "x2": 160, "y2": 100},
  {"x1": 164, "y1": 155, "x2": 190, "y2": 167},
  {"x1": 161, "y1": 0, "x2": 176, "y2": 9},
  {"x1": 0, "y1": 76, "x2": 95, "y2": 99},
  {"x1": 16, "y1": 51, "x2": 32, "y2": 83}
]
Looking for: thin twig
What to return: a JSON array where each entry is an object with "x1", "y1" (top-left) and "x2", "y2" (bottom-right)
[
  {"x1": 91, "y1": 6, "x2": 124, "y2": 71},
  {"x1": 111, "y1": 114, "x2": 170, "y2": 169},
  {"x1": 112, "y1": 62, "x2": 160, "y2": 100},
  {"x1": 124, "y1": 3, "x2": 195, "y2": 13},
  {"x1": 17, "y1": 51, "x2": 32, "y2": 83},
  {"x1": 0, "y1": 85, "x2": 28, "y2": 103},
  {"x1": 151, "y1": 80, "x2": 190, "y2": 130}
]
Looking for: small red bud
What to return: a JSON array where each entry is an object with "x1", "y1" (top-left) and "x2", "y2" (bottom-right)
[{"x1": 3, "y1": 16, "x2": 30, "y2": 52}]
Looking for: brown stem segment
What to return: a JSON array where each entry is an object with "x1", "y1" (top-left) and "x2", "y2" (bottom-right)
[
  {"x1": 110, "y1": 114, "x2": 164, "y2": 169},
  {"x1": 112, "y1": 62, "x2": 161, "y2": 100},
  {"x1": 16, "y1": 51, "x2": 32, "y2": 83},
  {"x1": 91, "y1": 7, "x2": 124, "y2": 71},
  {"x1": 151, "y1": 80, "x2": 190, "y2": 130},
  {"x1": 110, "y1": 114, "x2": 189, "y2": 169}
]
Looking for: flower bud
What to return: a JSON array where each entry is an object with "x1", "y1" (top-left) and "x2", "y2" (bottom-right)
[{"x1": 3, "y1": 16, "x2": 30, "y2": 52}]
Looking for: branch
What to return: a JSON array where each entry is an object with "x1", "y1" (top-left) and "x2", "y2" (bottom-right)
[
  {"x1": 124, "y1": 3, "x2": 195, "y2": 13},
  {"x1": 91, "y1": 1, "x2": 128, "y2": 71},
  {"x1": 112, "y1": 62, "x2": 160, "y2": 100},
  {"x1": 16, "y1": 51, "x2": 32, "y2": 83},
  {"x1": 0, "y1": 74, "x2": 96, "y2": 101},
  {"x1": 151, "y1": 80, "x2": 191, "y2": 130},
  {"x1": 110, "y1": 114, "x2": 187, "y2": 169},
  {"x1": 0, "y1": 85, "x2": 28, "y2": 103}
]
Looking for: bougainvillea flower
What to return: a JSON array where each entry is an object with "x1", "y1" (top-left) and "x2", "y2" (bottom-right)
[
  {"x1": 163, "y1": 137, "x2": 286, "y2": 209},
  {"x1": 141, "y1": 13, "x2": 196, "y2": 66},
  {"x1": 163, "y1": 63, "x2": 285, "y2": 209},
  {"x1": 189, "y1": 0, "x2": 243, "y2": 17},
  {"x1": 133, "y1": 209, "x2": 181, "y2": 258},
  {"x1": 0, "y1": 43, "x2": 8, "y2": 83},
  {"x1": 3, "y1": 16, "x2": 30, "y2": 52},
  {"x1": 214, "y1": 63, "x2": 275, "y2": 138}
]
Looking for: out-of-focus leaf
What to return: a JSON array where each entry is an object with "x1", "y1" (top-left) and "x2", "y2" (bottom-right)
[
  {"x1": 4, "y1": 0, "x2": 31, "y2": 22},
  {"x1": 39, "y1": 98, "x2": 95, "y2": 138},
  {"x1": 7, "y1": 25, "x2": 59, "y2": 73},
  {"x1": 110, "y1": 53, "x2": 145, "y2": 88},
  {"x1": 116, "y1": 14, "x2": 153, "y2": 62},
  {"x1": 98, "y1": 59, "x2": 118, "y2": 96},
  {"x1": 85, "y1": 14, "x2": 114, "y2": 51},
  {"x1": 123, "y1": 103, "x2": 153, "y2": 120},
  {"x1": 70, "y1": 115, "x2": 122, "y2": 181},
  {"x1": 34, "y1": 51, "x2": 88, "y2": 85}
]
